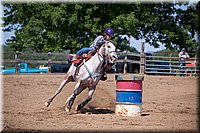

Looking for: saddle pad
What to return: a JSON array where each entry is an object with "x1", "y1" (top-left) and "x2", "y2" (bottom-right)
[{"x1": 72, "y1": 55, "x2": 93, "y2": 67}]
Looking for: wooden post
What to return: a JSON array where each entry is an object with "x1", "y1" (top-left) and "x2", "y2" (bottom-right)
[
  {"x1": 15, "y1": 51, "x2": 20, "y2": 74},
  {"x1": 128, "y1": 33, "x2": 131, "y2": 48},
  {"x1": 123, "y1": 52, "x2": 127, "y2": 74},
  {"x1": 194, "y1": 53, "x2": 197, "y2": 75},
  {"x1": 169, "y1": 52, "x2": 172, "y2": 73},
  {"x1": 140, "y1": 42, "x2": 145, "y2": 74},
  {"x1": 48, "y1": 52, "x2": 52, "y2": 73}
]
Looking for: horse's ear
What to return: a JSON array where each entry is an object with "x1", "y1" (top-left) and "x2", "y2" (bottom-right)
[{"x1": 109, "y1": 40, "x2": 116, "y2": 46}]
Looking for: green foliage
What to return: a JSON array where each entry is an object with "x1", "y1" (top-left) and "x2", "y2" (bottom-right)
[
  {"x1": 153, "y1": 49, "x2": 179, "y2": 57},
  {"x1": 2, "y1": 3, "x2": 199, "y2": 53},
  {"x1": 115, "y1": 36, "x2": 138, "y2": 53}
]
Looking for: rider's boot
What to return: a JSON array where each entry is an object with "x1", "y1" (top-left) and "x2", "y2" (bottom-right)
[
  {"x1": 100, "y1": 72, "x2": 107, "y2": 81},
  {"x1": 72, "y1": 55, "x2": 82, "y2": 61}
]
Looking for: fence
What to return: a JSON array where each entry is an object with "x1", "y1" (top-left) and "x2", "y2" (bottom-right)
[
  {"x1": 114, "y1": 42, "x2": 145, "y2": 74},
  {"x1": 115, "y1": 52, "x2": 141, "y2": 74},
  {"x1": 1, "y1": 51, "x2": 200, "y2": 76},
  {"x1": 114, "y1": 50, "x2": 200, "y2": 76},
  {"x1": 145, "y1": 53, "x2": 200, "y2": 76},
  {"x1": 2, "y1": 51, "x2": 143, "y2": 74},
  {"x1": 2, "y1": 51, "x2": 70, "y2": 73}
]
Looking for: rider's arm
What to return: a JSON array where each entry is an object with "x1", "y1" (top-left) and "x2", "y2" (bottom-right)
[
  {"x1": 185, "y1": 52, "x2": 190, "y2": 58},
  {"x1": 89, "y1": 35, "x2": 105, "y2": 49}
]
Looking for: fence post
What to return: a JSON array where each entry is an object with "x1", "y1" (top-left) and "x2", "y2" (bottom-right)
[
  {"x1": 48, "y1": 52, "x2": 52, "y2": 73},
  {"x1": 194, "y1": 53, "x2": 197, "y2": 75},
  {"x1": 140, "y1": 42, "x2": 145, "y2": 74},
  {"x1": 123, "y1": 52, "x2": 127, "y2": 74},
  {"x1": 15, "y1": 51, "x2": 20, "y2": 74},
  {"x1": 169, "y1": 52, "x2": 172, "y2": 73}
]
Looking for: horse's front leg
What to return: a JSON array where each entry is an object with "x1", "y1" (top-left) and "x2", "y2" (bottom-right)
[
  {"x1": 75, "y1": 86, "x2": 96, "y2": 111},
  {"x1": 65, "y1": 81, "x2": 84, "y2": 112},
  {"x1": 45, "y1": 74, "x2": 72, "y2": 107}
]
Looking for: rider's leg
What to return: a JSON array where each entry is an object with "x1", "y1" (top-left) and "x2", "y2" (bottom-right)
[
  {"x1": 72, "y1": 47, "x2": 94, "y2": 62},
  {"x1": 76, "y1": 47, "x2": 94, "y2": 56}
]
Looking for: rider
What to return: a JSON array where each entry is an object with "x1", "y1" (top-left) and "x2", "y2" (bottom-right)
[
  {"x1": 75, "y1": 28, "x2": 114, "y2": 81},
  {"x1": 76, "y1": 28, "x2": 114, "y2": 57}
]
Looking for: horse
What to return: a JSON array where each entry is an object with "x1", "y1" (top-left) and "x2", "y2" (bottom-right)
[{"x1": 45, "y1": 41, "x2": 117, "y2": 112}]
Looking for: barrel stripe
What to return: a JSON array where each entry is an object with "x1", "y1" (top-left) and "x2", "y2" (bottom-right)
[
  {"x1": 116, "y1": 89, "x2": 142, "y2": 92},
  {"x1": 116, "y1": 80, "x2": 142, "y2": 91},
  {"x1": 116, "y1": 91, "x2": 142, "y2": 104}
]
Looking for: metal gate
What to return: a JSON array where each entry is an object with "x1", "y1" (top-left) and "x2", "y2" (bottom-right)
[{"x1": 145, "y1": 55, "x2": 200, "y2": 76}]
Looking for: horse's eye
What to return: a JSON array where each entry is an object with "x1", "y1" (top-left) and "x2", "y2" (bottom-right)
[{"x1": 107, "y1": 45, "x2": 111, "y2": 48}]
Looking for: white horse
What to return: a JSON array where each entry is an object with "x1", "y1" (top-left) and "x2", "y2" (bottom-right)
[{"x1": 45, "y1": 41, "x2": 117, "y2": 112}]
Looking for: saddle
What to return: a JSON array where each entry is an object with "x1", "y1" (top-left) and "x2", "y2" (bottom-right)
[{"x1": 68, "y1": 50, "x2": 96, "y2": 67}]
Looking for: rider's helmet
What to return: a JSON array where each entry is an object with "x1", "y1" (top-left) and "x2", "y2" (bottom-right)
[{"x1": 104, "y1": 28, "x2": 114, "y2": 37}]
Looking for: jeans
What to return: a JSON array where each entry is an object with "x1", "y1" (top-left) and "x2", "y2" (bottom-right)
[
  {"x1": 179, "y1": 61, "x2": 186, "y2": 76},
  {"x1": 76, "y1": 47, "x2": 95, "y2": 56}
]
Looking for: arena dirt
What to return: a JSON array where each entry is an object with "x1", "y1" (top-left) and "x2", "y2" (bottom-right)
[{"x1": 2, "y1": 74, "x2": 199, "y2": 132}]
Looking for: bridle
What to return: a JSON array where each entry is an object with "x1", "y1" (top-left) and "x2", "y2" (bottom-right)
[
  {"x1": 83, "y1": 41, "x2": 116, "y2": 85},
  {"x1": 96, "y1": 41, "x2": 116, "y2": 73},
  {"x1": 97, "y1": 41, "x2": 116, "y2": 60}
]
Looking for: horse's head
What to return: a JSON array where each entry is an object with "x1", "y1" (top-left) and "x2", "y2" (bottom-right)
[{"x1": 99, "y1": 41, "x2": 118, "y2": 64}]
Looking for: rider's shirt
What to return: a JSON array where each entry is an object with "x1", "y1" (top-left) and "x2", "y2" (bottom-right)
[
  {"x1": 89, "y1": 35, "x2": 105, "y2": 49},
  {"x1": 179, "y1": 52, "x2": 189, "y2": 62}
]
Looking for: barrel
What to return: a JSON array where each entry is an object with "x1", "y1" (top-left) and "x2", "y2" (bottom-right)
[{"x1": 115, "y1": 74, "x2": 144, "y2": 117}]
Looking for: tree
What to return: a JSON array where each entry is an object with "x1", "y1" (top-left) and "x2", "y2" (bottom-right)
[
  {"x1": 175, "y1": 1, "x2": 199, "y2": 52},
  {"x1": 2, "y1": 2, "x2": 199, "y2": 53}
]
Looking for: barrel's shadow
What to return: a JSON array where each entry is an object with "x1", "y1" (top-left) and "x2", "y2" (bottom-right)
[
  {"x1": 79, "y1": 107, "x2": 150, "y2": 116},
  {"x1": 80, "y1": 107, "x2": 115, "y2": 114}
]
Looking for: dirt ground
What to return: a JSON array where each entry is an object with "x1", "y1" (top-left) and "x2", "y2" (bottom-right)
[{"x1": 2, "y1": 74, "x2": 199, "y2": 132}]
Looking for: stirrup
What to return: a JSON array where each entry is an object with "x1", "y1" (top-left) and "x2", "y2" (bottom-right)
[
  {"x1": 72, "y1": 56, "x2": 77, "y2": 61},
  {"x1": 82, "y1": 54, "x2": 88, "y2": 58},
  {"x1": 100, "y1": 74, "x2": 107, "y2": 81},
  {"x1": 72, "y1": 55, "x2": 82, "y2": 61}
]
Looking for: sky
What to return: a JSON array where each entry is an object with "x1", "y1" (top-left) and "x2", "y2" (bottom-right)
[
  {"x1": 130, "y1": 38, "x2": 166, "y2": 53},
  {"x1": 0, "y1": 0, "x2": 199, "y2": 53}
]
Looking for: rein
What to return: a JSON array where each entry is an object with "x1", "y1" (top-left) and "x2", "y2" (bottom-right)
[
  {"x1": 83, "y1": 41, "x2": 115, "y2": 84},
  {"x1": 83, "y1": 47, "x2": 108, "y2": 84}
]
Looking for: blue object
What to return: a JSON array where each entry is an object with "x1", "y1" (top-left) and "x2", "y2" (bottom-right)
[
  {"x1": 76, "y1": 47, "x2": 94, "y2": 56},
  {"x1": 116, "y1": 91, "x2": 142, "y2": 105},
  {"x1": 1, "y1": 63, "x2": 48, "y2": 74},
  {"x1": 104, "y1": 28, "x2": 114, "y2": 37}
]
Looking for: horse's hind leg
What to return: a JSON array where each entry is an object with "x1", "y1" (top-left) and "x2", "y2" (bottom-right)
[
  {"x1": 75, "y1": 87, "x2": 95, "y2": 111},
  {"x1": 65, "y1": 81, "x2": 84, "y2": 112},
  {"x1": 45, "y1": 74, "x2": 72, "y2": 107}
]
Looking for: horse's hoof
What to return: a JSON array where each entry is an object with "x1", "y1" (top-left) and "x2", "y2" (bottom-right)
[
  {"x1": 65, "y1": 106, "x2": 71, "y2": 112},
  {"x1": 75, "y1": 105, "x2": 79, "y2": 111},
  {"x1": 45, "y1": 102, "x2": 50, "y2": 107},
  {"x1": 75, "y1": 105, "x2": 81, "y2": 111}
]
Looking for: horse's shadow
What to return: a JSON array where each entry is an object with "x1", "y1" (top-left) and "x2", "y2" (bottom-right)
[{"x1": 79, "y1": 106, "x2": 115, "y2": 114}]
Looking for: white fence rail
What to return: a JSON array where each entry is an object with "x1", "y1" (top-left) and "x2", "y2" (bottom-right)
[{"x1": 145, "y1": 55, "x2": 200, "y2": 76}]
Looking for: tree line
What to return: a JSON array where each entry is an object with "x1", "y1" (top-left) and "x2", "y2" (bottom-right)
[{"x1": 2, "y1": 2, "x2": 200, "y2": 53}]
